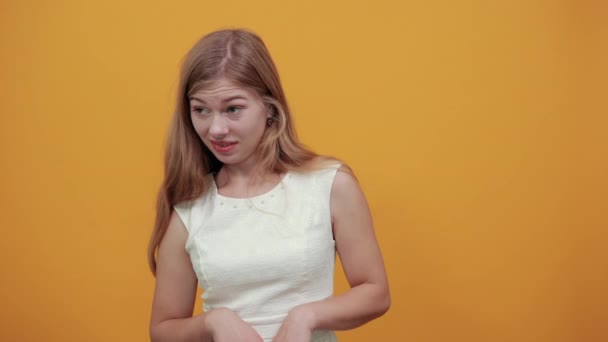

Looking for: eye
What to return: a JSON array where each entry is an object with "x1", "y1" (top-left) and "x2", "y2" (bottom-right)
[
  {"x1": 226, "y1": 106, "x2": 242, "y2": 114},
  {"x1": 192, "y1": 106, "x2": 209, "y2": 115}
]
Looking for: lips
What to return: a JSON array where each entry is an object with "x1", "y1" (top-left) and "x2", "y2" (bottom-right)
[{"x1": 210, "y1": 140, "x2": 237, "y2": 154}]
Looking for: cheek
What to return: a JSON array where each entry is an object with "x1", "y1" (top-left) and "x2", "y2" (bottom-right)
[
  {"x1": 232, "y1": 114, "x2": 265, "y2": 137},
  {"x1": 252, "y1": 109, "x2": 269, "y2": 134},
  {"x1": 245, "y1": 118, "x2": 267, "y2": 142},
  {"x1": 190, "y1": 117, "x2": 207, "y2": 137}
]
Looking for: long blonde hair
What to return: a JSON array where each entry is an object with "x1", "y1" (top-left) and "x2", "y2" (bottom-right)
[{"x1": 148, "y1": 29, "x2": 340, "y2": 275}]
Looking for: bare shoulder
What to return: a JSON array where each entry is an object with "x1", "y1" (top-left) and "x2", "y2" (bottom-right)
[
  {"x1": 150, "y1": 210, "x2": 198, "y2": 325},
  {"x1": 333, "y1": 164, "x2": 358, "y2": 186},
  {"x1": 330, "y1": 165, "x2": 369, "y2": 223},
  {"x1": 162, "y1": 211, "x2": 188, "y2": 246},
  {"x1": 329, "y1": 165, "x2": 388, "y2": 295},
  {"x1": 331, "y1": 165, "x2": 364, "y2": 199},
  {"x1": 156, "y1": 210, "x2": 194, "y2": 280}
]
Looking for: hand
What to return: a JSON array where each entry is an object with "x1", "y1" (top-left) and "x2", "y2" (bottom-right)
[
  {"x1": 205, "y1": 307, "x2": 263, "y2": 342},
  {"x1": 273, "y1": 306, "x2": 316, "y2": 342}
]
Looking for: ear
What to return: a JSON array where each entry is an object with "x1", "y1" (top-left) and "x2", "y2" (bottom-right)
[
  {"x1": 262, "y1": 95, "x2": 282, "y2": 122},
  {"x1": 264, "y1": 102, "x2": 277, "y2": 119}
]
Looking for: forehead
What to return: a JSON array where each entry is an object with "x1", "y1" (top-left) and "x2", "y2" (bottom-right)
[{"x1": 189, "y1": 78, "x2": 256, "y2": 102}]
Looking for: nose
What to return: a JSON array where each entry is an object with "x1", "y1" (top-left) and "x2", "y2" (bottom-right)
[{"x1": 208, "y1": 113, "x2": 229, "y2": 138}]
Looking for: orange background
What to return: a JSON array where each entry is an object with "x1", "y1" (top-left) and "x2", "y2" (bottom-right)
[{"x1": 1, "y1": 0, "x2": 606, "y2": 341}]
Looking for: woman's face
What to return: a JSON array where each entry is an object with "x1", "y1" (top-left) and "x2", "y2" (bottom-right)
[{"x1": 189, "y1": 78, "x2": 269, "y2": 170}]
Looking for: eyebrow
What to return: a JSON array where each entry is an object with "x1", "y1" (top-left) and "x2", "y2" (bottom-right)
[{"x1": 189, "y1": 95, "x2": 248, "y2": 104}]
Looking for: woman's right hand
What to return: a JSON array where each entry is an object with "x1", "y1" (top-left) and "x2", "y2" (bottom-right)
[{"x1": 204, "y1": 307, "x2": 263, "y2": 342}]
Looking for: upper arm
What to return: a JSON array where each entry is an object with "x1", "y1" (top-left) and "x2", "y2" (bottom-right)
[
  {"x1": 330, "y1": 168, "x2": 389, "y2": 292},
  {"x1": 150, "y1": 210, "x2": 198, "y2": 326}
]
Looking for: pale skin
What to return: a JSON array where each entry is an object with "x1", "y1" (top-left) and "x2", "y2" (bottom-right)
[{"x1": 150, "y1": 78, "x2": 390, "y2": 342}]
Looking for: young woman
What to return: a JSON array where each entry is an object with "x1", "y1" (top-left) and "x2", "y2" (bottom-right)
[{"x1": 148, "y1": 29, "x2": 390, "y2": 342}]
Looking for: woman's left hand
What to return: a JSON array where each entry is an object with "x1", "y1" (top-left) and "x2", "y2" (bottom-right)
[{"x1": 273, "y1": 306, "x2": 316, "y2": 342}]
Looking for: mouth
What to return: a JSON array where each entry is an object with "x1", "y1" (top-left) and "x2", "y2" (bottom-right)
[{"x1": 210, "y1": 140, "x2": 238, "y2": 154}]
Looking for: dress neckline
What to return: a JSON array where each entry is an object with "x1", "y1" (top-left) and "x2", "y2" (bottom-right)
[{"x1": 210, "y1": 171, "x2": 289, "y2": 202}]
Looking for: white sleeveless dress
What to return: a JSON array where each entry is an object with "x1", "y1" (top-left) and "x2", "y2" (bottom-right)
[{"x1": 174, "y1": 165, "x2": 340, "y2": 342}]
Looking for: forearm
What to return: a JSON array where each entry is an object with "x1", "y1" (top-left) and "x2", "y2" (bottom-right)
[
  {"x1": 150, "y1": 312, "x2": 212, "y2": 342},
  {"x1": 298, "y1": 282, "x2": 391, "y2": 331}
]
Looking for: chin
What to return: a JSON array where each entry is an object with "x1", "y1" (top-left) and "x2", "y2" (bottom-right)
[{"x1": 214, "y1": 155, "x2": 240, "y2": 165}]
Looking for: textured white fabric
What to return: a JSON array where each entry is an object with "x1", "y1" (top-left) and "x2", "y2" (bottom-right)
[{"x1": 174, "y1": 165, "x2": 341, "y2": 342}]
